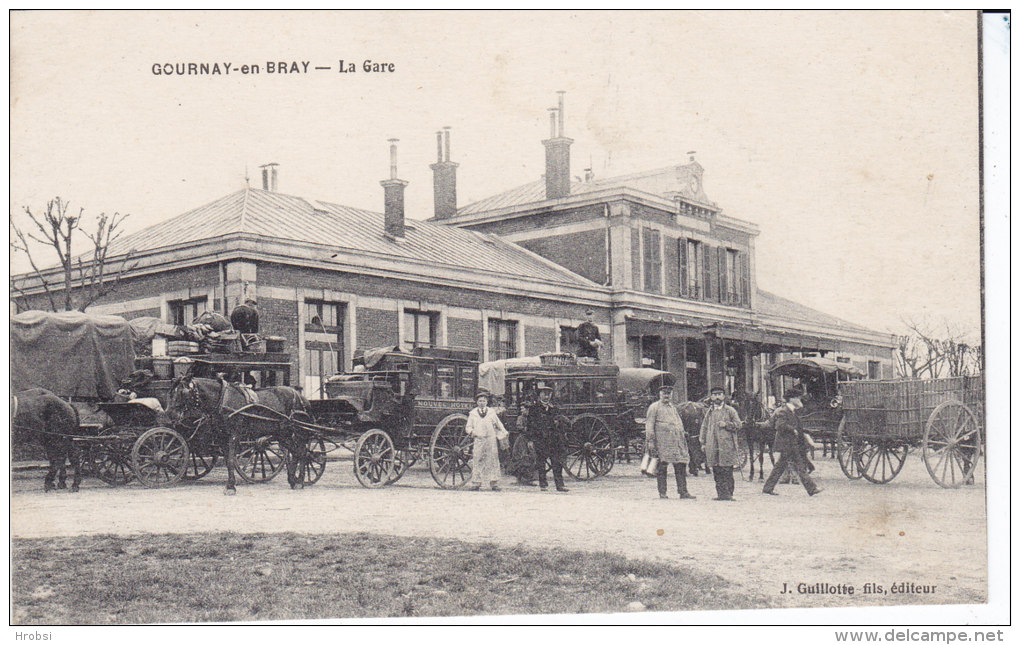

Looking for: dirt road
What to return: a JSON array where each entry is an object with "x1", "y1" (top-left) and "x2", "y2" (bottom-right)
[{"x1": 11, "y1": 454, "x2": 987, "y2": 608}]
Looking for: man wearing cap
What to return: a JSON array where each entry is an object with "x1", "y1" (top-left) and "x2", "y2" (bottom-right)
[
  {"x1": 699, "y1": 386, "x2": 743, "y2": 501},
  {"x1": 525, "y1": 385, "x2": 569, "y2": 492},
  {"x1": 575, "y1": 309, "x2": 603, "y2": 360},
  {"x1": 466, "y1": 390, "x2": 509, "y2": 491},
  {"x1": 645, "y1": 385, "x2": 694, "y2": 500},
  {"x1": 759, "y1": 389, "x2": 822, "y2": 497}
]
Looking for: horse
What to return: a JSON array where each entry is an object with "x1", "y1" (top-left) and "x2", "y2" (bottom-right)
[
  {"x1": 165, "y1": 375, "x2": 313, "y2": 494},
  {"x1": 11, "y1": 388, "x2": 83, "y2": 492},
  {"x1": 676, "y1": 401, "x2": 710, "y2": 476},
  {"x1": 731, "y1": 391, "x2": 774, "y2": 481}
]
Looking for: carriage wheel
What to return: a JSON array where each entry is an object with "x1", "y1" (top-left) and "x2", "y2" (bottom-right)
[
  {"x1": 923, "y1": 401, "x2": 982, "y2": 489},
  {"x1": 428, "y1": 414, "x2": 472, "y2": 489},
  {"x1": 183, "y1": 451, "x2": 218, "y2": 481},
  {"x1": 856, "y1": 438, "x2": 909, "y2": 484},
  {"x1": 386, "y1": 448, "x2": 416, "y2": 485},
  {"x1": 836, "y1": 417, "x2": 864, "y2": 480},
  {"x1": 292, "y1": 437, "x2": 327, "y2": 486},
  {"x1": 229, "y1": 430, "x2": 287, "y2": 484},
  {"x1": 130, "y1": 427, "x2": 190, "y2": 488},
  {"x1": 89, "y1": 428, "x2": 135, "y2": 486},
  {"x1": 354, "y1": 429, "x2": 395, "y2": 488},
  {"x1": 563, "y1": 414, "x2": 615, "y2": 481}
]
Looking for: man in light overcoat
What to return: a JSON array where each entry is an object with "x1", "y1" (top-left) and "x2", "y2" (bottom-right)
[
  {"x1": 645, "y1": 385, "x2": 694, "y2": 500},
  {"x1": 699, "y1": 386, "x2": 743, "y2": 501}
]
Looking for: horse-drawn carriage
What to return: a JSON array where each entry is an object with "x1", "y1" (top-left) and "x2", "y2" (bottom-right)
[
  {"x1": 835, "y1": 375, "x2": 984, "y2": 488},
  {"x1": 767, "y1": 357, "x2": 865, "y2": 454}
]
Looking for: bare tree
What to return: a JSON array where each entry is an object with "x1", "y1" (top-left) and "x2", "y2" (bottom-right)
[
  {"x1": 10, "y1": 196, "x2": 135, "y2": 312},
  {"x1": 895, "y1": 317, "x2": 981, "y2": 378}
]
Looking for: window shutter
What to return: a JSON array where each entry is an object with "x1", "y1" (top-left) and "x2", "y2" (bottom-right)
[
  {"x1": 678, "y1": 238, "x2": 688, "y2": 298},
  {"x1": 739, "y1": 252, "x2": 750, "y2": 306},
  {"x1": 704, "y1": 244, "x2": 715, "y2": 300},
  {"x1": 718, "y1": 247, "x2": 728, "y2": 304}
]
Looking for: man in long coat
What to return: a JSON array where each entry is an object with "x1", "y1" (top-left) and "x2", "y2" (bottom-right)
[
  {"x1": 525, "y1": 385, "x2": 569, "y2": 492},
  {"x1": 760, "y1": 389, "x2": 822, "y2": 497},
  {"x1": 699, "y1": 386, "x2": 743, "y2": 501},
  {"x1": 466, "y1": 391, "x2": 509, "y2": 491},
  {"x1": 645, "y1": 385, "x2": 694, "y2": 499}
]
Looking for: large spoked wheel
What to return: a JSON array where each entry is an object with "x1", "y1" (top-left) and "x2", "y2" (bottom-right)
[
  {"x1": 131, "y1": 427, "x2": 190, "y2": 488},
  {"x1": 229, "y1": 429, "x2": 287, "y2": 484},
  {"x1": 836, "y1": 417, "x2": 864, "y2": 480},
  {"x1": 563, "y1": 414, "x2": 615, "y2": 481},
  {"x1": 923, "y1": 401, "x2": 982, "y2": 489},
  {"x1": 856, "y1": 437, "x2": 909, "y2": 484},
  {"x1": 428, "y1": 414, "x2": 472, "y2": 489},
  {"x1": 387, "y1": 448, "x2": 417, "y2": 485},
  {"x1": 354, "y1": 429, "x2": 395, "y2": 488},
  {"x1": 89, "y1": 428, "x2": 136, "y2": 486},
  {"x1": 183, "y1": 451, "x2": 218, "y2": 481},
  {"x1": 294, "y1": 437, "x2": 328, "y2": 486}
]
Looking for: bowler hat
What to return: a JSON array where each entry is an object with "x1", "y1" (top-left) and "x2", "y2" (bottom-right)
[
  {"x1": 536, "y1": 385, "x2": 553, "y2": 392},
  {"x1": 710, "y1": 386, "x2": 726, "y2": 394},
  {"x1": 783, "y1": 388, "x2": 804, "y2": 401},
  {"x1": 658, "y1": 385, "x2": 673, "y2": 393},
  {"x1": 475, "y1": 390, "x2": 491, "y2": 401}
]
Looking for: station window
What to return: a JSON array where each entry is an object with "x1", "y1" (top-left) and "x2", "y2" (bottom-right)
[
  {"x1": 685, "y1": 239, "x2": 704, "y2": 298},
  {"x1": 304, "y1": 300, "x2": 345, "y2": 399},
  {"x1": 488, "y1": 318, "x2": 518, "y2": 361},
  {"x1": 404, "y1": 309, "x2": 437, "y2": 351},
  {"x1": 725, "y1": 249, "x2": 740, "y2": 304},
  {"x1": 868, "y1": 360, "x2": 881, "y2": 380},
  {"x1": 168, "y1": 296, "x2": 207, "y2": 326}
]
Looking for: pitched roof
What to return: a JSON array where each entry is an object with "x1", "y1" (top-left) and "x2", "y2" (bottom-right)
[
  {"x1": 755, "y1": 289, "x2": 879, "y2": 337},
  {"x1": 107, "y1": 188, "x2": 598, "y2": 287},
  {"x1": 457, "y1": 161, "x2": 715, "y2": 217}
]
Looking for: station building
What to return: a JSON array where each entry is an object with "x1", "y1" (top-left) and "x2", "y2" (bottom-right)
[{"x1": 10, "y1": 99, "x2": 896, "y2": 401}]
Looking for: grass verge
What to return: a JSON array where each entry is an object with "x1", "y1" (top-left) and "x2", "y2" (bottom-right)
[{"x1": 12, "y1": 532, "x2": 768, "y2": 623}]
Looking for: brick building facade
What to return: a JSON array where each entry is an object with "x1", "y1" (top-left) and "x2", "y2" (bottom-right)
[{"x1": 11, "y1": 100, "x2": 895, "y2": 401}]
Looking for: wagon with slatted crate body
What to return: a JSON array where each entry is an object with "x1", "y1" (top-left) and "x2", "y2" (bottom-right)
[{"x1": 835, "y1": 375, "x2": 984, "y2": 488}]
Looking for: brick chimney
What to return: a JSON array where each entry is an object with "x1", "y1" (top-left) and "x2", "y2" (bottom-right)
[
  {"x1": 542, "y1": 91, "x2": 573, "y2": 199},
  {"x1": 381, "y1": 139, "x2": 408, "y2": 238},
  {"x1": 260, "y1": 162, "x2": 279, "y2": 191},
  {"x1": 430, "y1": 127, "x2": 458, "y2": 220}
]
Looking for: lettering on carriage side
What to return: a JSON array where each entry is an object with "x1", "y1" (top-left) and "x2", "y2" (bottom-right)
[{"x1": 415, "y1": 399, "x2": 472, "y2": 410}]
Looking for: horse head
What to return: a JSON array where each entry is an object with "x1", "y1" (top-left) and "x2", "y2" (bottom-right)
[{"x1": 166, "y1": 375, "x2": 221, "y2": 426}]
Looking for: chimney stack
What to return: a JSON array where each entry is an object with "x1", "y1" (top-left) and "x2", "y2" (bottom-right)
[
  {"x1": 542, "y1": 91, "x2": 573, "y2": 199},
  {"x1": 381, "y1": 139, "x2": 408, "y2": 238},
  {"x1": 260, "y1": 163, "x2": 279, "y2": 192},
  {"x1": 430, "y1": 127, "x2": 459, "y2": 220}
]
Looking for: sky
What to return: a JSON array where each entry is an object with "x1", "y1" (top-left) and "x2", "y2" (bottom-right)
[{"x1": 9, "y1": 10, "x2": 983, "y2": 341}]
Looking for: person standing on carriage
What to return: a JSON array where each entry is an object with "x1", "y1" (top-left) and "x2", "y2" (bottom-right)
[
  {"x1": 645, "y1": 385, "x2": 694, "y2": 500},
  {"x1": 466, "y1": 390, "x2": 509, "y2": 491},
  {"x1": 759, "y1": 389, "x2": 822, "y2": 497},
  {"x1": 699, "y1": 386, "x2": 743, "y2": 501},
  {"x1": 575, "y1": 309, "x2": 603, "y2": 360},
  {"x1": 526, "y1": 385, "x2": 569, "y2": 492}
]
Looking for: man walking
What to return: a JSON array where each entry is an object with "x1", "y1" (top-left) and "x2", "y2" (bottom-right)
[
  {"x1": 525, "y1": 385, "x2": 569, "y2": 492},
  {"x1": 645, "y1": 385, "x2": 694, "y2": 500},
  {"x1": 760, "y1": 389, "x2": 822, "y2": 497},
  {"x1": 699, "y1": 386, "x2": 743, "y2": 501}
]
